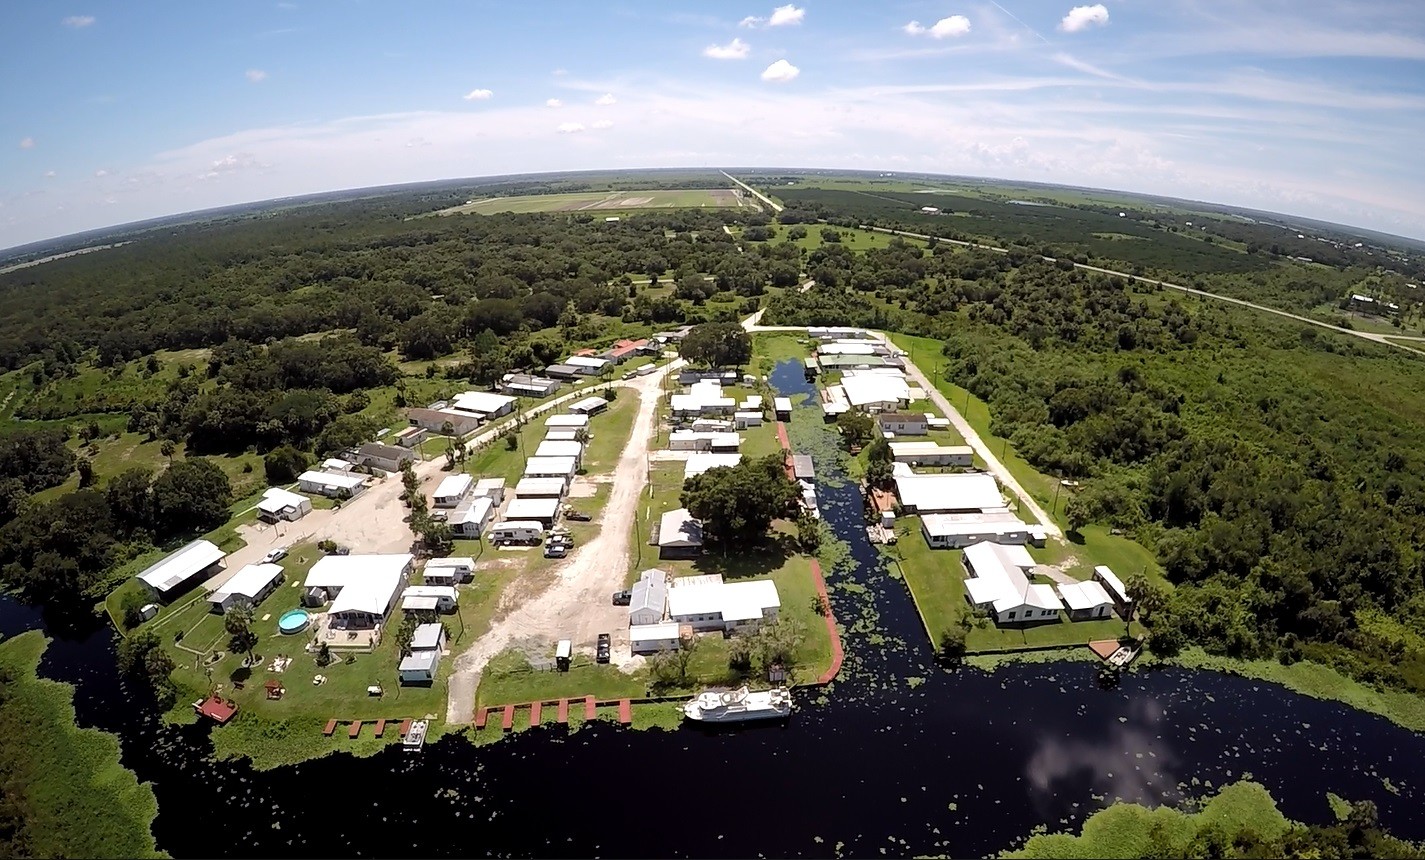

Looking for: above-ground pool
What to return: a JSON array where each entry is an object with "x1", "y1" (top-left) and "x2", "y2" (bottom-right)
[{"x1": 277, "y1": 609, "x2": 310, "y2": 635}]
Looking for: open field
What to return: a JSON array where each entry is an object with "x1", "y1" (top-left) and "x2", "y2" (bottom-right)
[{"x1": 437, "y1": 189, "x2": 745, "y2": 216}]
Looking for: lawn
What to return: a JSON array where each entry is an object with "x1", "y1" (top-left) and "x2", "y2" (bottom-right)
[
  {"x1": 751, "y1": 332, "x2": 813, "y2": 375},
  {"x1": 886, "y1": 517, "x2": 1142, "y2": 653},
  {"x1": 579, "y1": 393, "x2": 640, "y2": 474},
  {"x1": 775, "y1": 224, "x2": 927, "y2": 254}
]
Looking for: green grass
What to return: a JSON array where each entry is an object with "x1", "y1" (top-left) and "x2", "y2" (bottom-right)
[
  {"x1": 0, "y1": 632, "x2": 163, "y2": 859},
  {"x1": 477, "y1": 652, "x2": 645, "y2": 707},
  {"x1": 1003, "y1": 780, "x2": 1291, "y2": 859},
  {"x1": 751, "y1": 332, "x2": 813, "y2": 376},
  {"x1": 776, "y1": 225, "x2": 922, "y2": 254},
  {"x1": 436, "y1": 189, "x2": 741, "y2": 216},
  {"x1": 579, "y1": 393, "x2": 640, "y2": 474},
  {"x1": 886, "y1": 518, "x2": 1142, "y2": 652}
]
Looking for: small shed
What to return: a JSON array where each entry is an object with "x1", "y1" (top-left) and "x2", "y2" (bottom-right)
[{"x1": 792, "y1": 454, "x2": 814, "y2": 481}]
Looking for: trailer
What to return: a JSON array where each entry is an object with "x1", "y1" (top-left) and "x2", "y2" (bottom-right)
[{"x1": 489, "y1": 520, "x2": 545, "y2": 546}]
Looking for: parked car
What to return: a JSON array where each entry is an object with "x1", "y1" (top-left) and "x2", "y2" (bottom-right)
[
  {"x1": 596, "y1": 633, "x2": 611, "y2": 663},
  {"x1": 544, "y1": 544, "x2": 568, "y2": 559},
  {"x1": 563, "y1": 509, "x2": 592, "y2": 522},
  {"x1": 262, "y1": 547, "x2": 289, "y2": 564},
  {"x1": 611, "y1": 590, "x2": 632, "y2": 606}
]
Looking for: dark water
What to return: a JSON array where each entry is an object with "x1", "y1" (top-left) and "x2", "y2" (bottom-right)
[{"x1": 2, "y1": 358, "x2": 1423, "y2": 858}]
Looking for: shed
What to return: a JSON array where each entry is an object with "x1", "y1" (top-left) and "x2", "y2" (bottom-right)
[
  {"x1": 656, "y1": 508, "x2": 703, "y2": 558},
  {"x1": 402, "y1": 585, "x2": 458, "y2": 613},
  {"x1": 505, "y1": 497, "x2": 561, "y2": 525},
  {"x1": 792, "y1": 454, "x2": 814, "y2": 481},
  {"x1": 207, "y1": 563, "x2": 285, "y2": 614},
  {"x1": 567, "y1": 396, "x2": 610, "y2": 415},
  {"x1": 398, "y1": 650, "x2": 441, "y2": 685},
  {"x1": 774, "y1": 396, "x2": 794, "y2": 420},
  {"x1": 629, "y1": 568, "x2": 669, "y2": 626},
  {"x1": 411, "y1": 622, "x2": 445, "y2": 652},
  {"x1": 448, "y1": 495, "x2": 494, "y2": 538},
  {"x1": 137, "y1": 539, "x2": 225, "y2": 601},
  {"x1": 256, "y1": 487, "x2": 312, "y2": 523},
  {"x1": 629, "y1": 622, "x2": 683, "y2": 654}
]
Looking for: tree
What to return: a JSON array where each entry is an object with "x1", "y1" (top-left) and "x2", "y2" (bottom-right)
[
  {"x1": 119, "y1": 588, "x2": 148, "y2": 630},
  {"x1": 796, "y1": 514, "x2": 821, "y2": 552},
  {"x1": 865, "y1": 436, "x2": 895, "y2": 487},
  {"x1": 679, "y1": 321, "x2": 752, "y2": 368},
  {"x1": 673, "y1": 633, "x2": 698, "y2": 683},
  {"x1": 727, "y1": 634, "x2": 755, "y2": 672},
  {"x1": 263, "y1": 445, "x2": 310, "y2": 484},
  {"x1": 159, "y1": 439, "x2": 176, "y2": 464},
  {"x1": 151, "y1": 458, "x2": 232, "y2": 536},
  {"x1": 143, "y1": 646, "x2": 177, "y2": 709},
  {"x1": 419, "y1": 518, "x2": 454, "y2": 555},
  {"x1": 836, "y1": 408, "x2": 876, "y2": 448},
  {"x1": 106, "y1": 467, "x2": 154, "y2": 534},
  {"x1": 680, "y1": 455, "x2": 798, "y2": 547},
  {"x1": 1125, "y1": 572, "x2": 1166, "y2": 625},
  {"x1": 753, "y1": 618, "x2": 805, "y2": 670},
  {"x1": 937, "y1": 620, "x2": 970, "y2": 666},
  {"x1": 224, "y1": 604, "x2": 259, "y2": 666},
  {"x1": 396, "y1": 613, "x2": 420, "y2": 656}
]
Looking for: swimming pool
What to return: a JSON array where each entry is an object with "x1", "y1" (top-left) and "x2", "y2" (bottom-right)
[{"x1": 277, "y1": 609, "x2": 310, "y2": 635}]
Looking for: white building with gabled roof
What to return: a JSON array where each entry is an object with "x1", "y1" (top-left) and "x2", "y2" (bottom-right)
[
  {"x1": 207, "y1": 562, "x2": 284, "y2": 614},
  {"x1": 256, "y1": 486, "x2": 312, "y2": 522},
  {"x1": 629, "y1": 568, "x2": 669, "y2": 626},
  {"x1": 1056, "y1": 580, "x2": 1114, "y2": 620},
  {"x1": 432, "y1": 473, "x2": 474, "y2": 508},
  {"x1": 666, "y1": 573, "x2": 780, "y2": 633},
  {"x1": 449, "y1": 390, "x2": 517, "y2": 419},
  {"x1": 962, "y1": 542, "x2": 1061, "y2": 624},
  {"x1": 137, "y1": 539, "x2": 226, "y2": 600},
  {"x1": 895, "y1": 472, "x2": 1003, "y2": 514}
]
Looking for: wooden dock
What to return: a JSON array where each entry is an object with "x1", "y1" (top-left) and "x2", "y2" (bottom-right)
[
  {"x1": 474, "y1": 708, "x2": 488, "y2": 729},
  {"x1": 557, "y1": 698, "x2": 569, "y2": 723},
  {"x1": 584, "y1": 695, "x2": 596, "y2": 720},
  {"x1": 323, "y1": 719, "x2": 338, "y2": 737},
  {"x1": 374, "y1": 719, "x2": 386, "y2": 738},
  {"x1": 618, "y1": 699, "x2": 632, "y2": 724},
  {"x1": 529, "y1": 701, "x2": 542, "y2": 727},
  {"x1": 399, "y1": 718, "x2": 412, "y2": 738},
  {"x1": 348, "y1": 720, "x2": 362, "y2": 738},
  {"x1": 501, "y1": 704, "x2": 514, "y2": 730}
]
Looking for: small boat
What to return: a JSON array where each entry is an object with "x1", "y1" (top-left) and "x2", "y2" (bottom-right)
[
  {"x1": 682, "y1": 686, "x2": 792, "y2": 723},
  {"x1": 403, "y1": 719, "x2": 428, "y2": 751}
]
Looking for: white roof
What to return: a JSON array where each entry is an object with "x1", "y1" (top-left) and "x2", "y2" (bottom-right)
[
  {"x1": 138, "y1": 539, "x2": 225, "y2": 593},
  {"x1": 450, "y1": 391, "x2": 516, "y2": 415},
  {"x1": 669, "y1": 430, "x2": 742, "y2": 448},
  {"x1": 922, "y1": 511, "x2": 1030, "y2": 538},
  {"x1": 658, "y1": 508, "x2": 703, "y2": 548},
  {"x1": 818, "y1": 342, "x2": 877, "y2": 355},
  {"x1": 326, "y1": 564, "x2": 406, "y2": 617},
  {"x1": 257, "y1": 486, "x2": 307, "y2": 513},
  {"x1": 841, "y1": 373, "x2": 910, "y2": 407},
  {"x1": 433, "y1": 474, "x2": 473, "y2": 499},
  {"x1": 535, "y1": 440, "x2": 583, "y2": 459},
  {"x1": 425, "y1": 557, "x2": 475, "y2": 570},
  {"x1": 890, "y1": 441, "x2": 965, "y2": 455},
  {"x1": 568, "y1": 396, "x2": 609, "y2": 413},
  {"x1": 524, "y1": 456, "x2": 577, "y2": 477},
  {"x1": 895, "y1": 472, "x2": 1003, "y2": 512},
  {"x1": 400, "y1": 650, "x2": 440, "y2": 672},
  {"x1": 774, "y1": 397, "x2": 794, "y2": 411},
  {"x1": 565, "y1": 355, "x2": 609, "y2": 368},
  {"x1": 1094, "y1": 565, "x2": 1131, "y2": 603},
  {"x1": 684, "y1": 453, "x2": 743, "y2": 479},
  {"x1": 506, "y1": 497, "x2": 561, "y2": 520},
  {"x1": 741, "y1": 395, "x2": 763, "y2": 408},
  {"x1": 474, "y1": 477, "x2": 505, "y2": 492},
  {"x1": 962, "y1": 542, "x2": 1060, "y2": 614},
  {"x1": 545, "y1": 429, "x2": 580, "y2": 441},
  {"x1": 515, "y1": 477, "x2": 567, "y2": 496},
  {"x1": 670, "y1": 393, "x2": 736, "y2": 412},
  {"x1": 449, "y1": 495, "x2": 494, "y2": 527},
  {"x1": 545, "y1": 413, "x2": 590, "y2": 428},
  {"x1": 402, "y1": 585, "x2": 457, "y2": 610},
  {"x1": 208, "y1": 563, "x2": 283, "y2": 603},
  {"x1": 667, "y1": 577, "x2": 780, "y2": 621},
  {"x1": 491, "y1": 520, "x2": 544, "y2": 532},
  {"x1": 411, "y1": 623, "x2": 444, "y2": 651},
  {"x1": 298, "y1": 470, "x2": 365, "y2": 490},
  {"x1": 306, "y1": 553, "x2": 412, "y2": 590},
  {"x1": 1058, "y1": 580, "x2": 1113, "y2": 611},
  {"x1": 321, "y1": 458, "x2": 352, "y2": 471},
  {"x1": 631, "y1": 568, "x2": 668, "y2": 618},
  {"x1": 629, "y1": 622, "x2": 682, "y2": 643}
]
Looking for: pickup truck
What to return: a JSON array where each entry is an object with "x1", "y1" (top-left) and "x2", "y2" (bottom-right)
[
  {"x1": 611, "y1": 590, "x2": 632, "y2": 606},
  {"x1": 596, "y1": 633, "x2": 611, "y2": 663},
  {"x1": 563, "y1": 509, "x2": 592, "y2": 522}
]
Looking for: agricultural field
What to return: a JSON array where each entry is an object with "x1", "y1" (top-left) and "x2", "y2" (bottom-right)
[{"x1": 437, "y1": 188, "x2": 749, "y2": 216}]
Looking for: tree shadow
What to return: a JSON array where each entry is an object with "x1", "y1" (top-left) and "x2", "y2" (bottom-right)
[
  {"x1": 228, "y1": 665, "x2": 252, "y2": 685},
  {"x1": 691, "y1": 533, "x2": 799, "y2": 580},
  {"x1": 1066, "y1": 528, "x2": 1086, "y2": 545}
]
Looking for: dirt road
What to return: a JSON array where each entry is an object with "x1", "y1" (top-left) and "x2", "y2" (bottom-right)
[
  {"x1": 722, "y1": 171, "x2": 782, "y2": 213},
  {"x1": 444, "y1": 361, "x2": 680, "y2": 723}
]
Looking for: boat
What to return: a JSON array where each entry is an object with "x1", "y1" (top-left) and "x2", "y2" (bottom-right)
[
  {"x1": 682, "y1": 686, "x2": 792, "y2": 723},
  {"x1": 403, "y1": 719, "x2": 428, "y2": 751}
]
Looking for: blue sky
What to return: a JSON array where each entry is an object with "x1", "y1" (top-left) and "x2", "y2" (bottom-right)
[{"x1": 3, "y1": 0, "x2": 1425, "y2": 248}]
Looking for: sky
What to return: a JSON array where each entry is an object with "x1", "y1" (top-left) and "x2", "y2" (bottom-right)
[{"x1": 3, "y1": 0, "x2": 1425, "y2": 249}]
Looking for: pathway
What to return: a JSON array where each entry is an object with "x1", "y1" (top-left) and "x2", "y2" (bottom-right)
[
  {"x1": 722, "y1": 171, "x2": 782, "y2": 213},
  {"x1": 443, "y1": 362, "x2": 681, "y2": 723}
]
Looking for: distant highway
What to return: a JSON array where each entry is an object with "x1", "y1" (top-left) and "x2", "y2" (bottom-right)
[
  {"x1": 722, "y1": 171, "x2": 783, "y2": 213},
  {"x1": 854, "y1": 224, "x2": 1425, "y2": 359}
]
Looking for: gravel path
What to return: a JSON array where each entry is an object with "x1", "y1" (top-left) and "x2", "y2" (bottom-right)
[{"x1": 444, "y1": 361, "x2": 680, "y2": 723}]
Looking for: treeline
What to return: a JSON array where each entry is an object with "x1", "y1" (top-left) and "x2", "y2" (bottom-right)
[{"x1": 0, "y1": 459, "x2": 232, "y2": 605}]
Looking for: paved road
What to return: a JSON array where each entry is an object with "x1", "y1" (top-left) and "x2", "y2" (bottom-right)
[
  {"x1": 741, "y1": 321, "x2": 1062, "y2": 537},
  {"x1": 722, "y1": 170, "x2": 782, "y2": 213},
  {"x1": 855, "y1": 223, "x2": 1425, "y2": 359}
]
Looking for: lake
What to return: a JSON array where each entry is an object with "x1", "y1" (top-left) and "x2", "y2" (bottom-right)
[{"x1": 1, "y1": 358, "x2": 1421, "y2": 858}]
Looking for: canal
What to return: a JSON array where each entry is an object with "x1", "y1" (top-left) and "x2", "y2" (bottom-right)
[{"x1": 0, "y1": 357, "x2": 1421, "y2": 858}]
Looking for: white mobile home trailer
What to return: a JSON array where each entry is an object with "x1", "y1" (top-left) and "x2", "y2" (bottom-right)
[
  {"x1": 513, "y1": 477, "x2": 567, "y2": 499},
  {"x1": 422, "y1": 557, "x2": 476, "y2": 585},
  {"x1": 432, "y1": 474, "x2": 474, "y2": 508},
  {"x1": 297, "y1": 470, "x2": 366, "y2": 498},
  {"x1": 890, "y1": 441, "x2": 973, "y2": 467},
  {"x1": 523, "y1": 456, "x2": 578, "y2": 481},
  {"x1": 256, "y1": 487, "x2": 312, "y2": 522},
  {"x1": 447, "y1": 495, "x2": 494, "y2": 538},
  {"x1": 504, "y1": 497, "x2": 561, "y2": 526}
]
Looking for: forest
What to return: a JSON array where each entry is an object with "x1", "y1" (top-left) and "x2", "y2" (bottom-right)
[{"x1": 765, "y1": 245, "x2": 1425, "y2": 695}]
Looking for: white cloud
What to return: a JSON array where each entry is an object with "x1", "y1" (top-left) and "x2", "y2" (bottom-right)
[
  {"x1": 463, "y1": 88, "x2": 494, "y2": 101},
  {"x1": 546, "y1": 98, "x2": 563, "y2": 108},
  {"x1": 246, "y1": 69, "x2": 268, "y2": 83},
  {"x1": 704, "y1": 37, "x2": 752, "y2": 59},
  {"x1": 768, "y1": 4, "x2": 805, "y2": 26},
  {"x1": 94, "y1": 169, "x2": 108, "y2": 177},
  {"x1": 1060, "y1": 4, "x2": 1109, "y2": 33},
  {"x1": 61, "y1": 15, "x2": 95, "y2": 28},
  {"x1": 739, "y1": 15, "x2": 763, "y2": 28},
  {"x1": 595, "y1": 93, "x2": 617, "y2": 106},
  {"x1": 761, "y1": 59, "x2": 801, "y2": 83},
  {"x1": 556, "y1": 122, "x2": 585, "y2": 134},
  {"x1": 44, "y1": 170, "x2": 56, "y2": 178},
  {"x1": 592, "y1": 119, "x2": 614, "y2": 130},
  {"x1": 19, "y1": 137, "x2": 35, "y2": 150},
  {"x1": 905, "y1": 15, "x2": 972, "y2": 39}
]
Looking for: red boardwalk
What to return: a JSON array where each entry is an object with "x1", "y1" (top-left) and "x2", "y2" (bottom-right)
[
  {"x1": 323, "y1": 719, "x2": 338, "y2": 736},
  {"x1": 529, "y1": 701, "x2": 542, "y2": 727},
  {"x1": 557, "y1": 699, "x2": 569, "y2": 723},
  {"x1": 501, "y1": 704, "x2": 515, "y2": 730},
  {"x1": 474, "y1": 708, "x2": 489, "y2": 729},
  {"x1": 618, "y1": 699, "x2": 632, "y2": 724},
  {"x1": 398, "y1": 718, "x2": 412, "y2": 738},
  {"x1": 374, "y1": 719, "x2": 386, "y2": 738},
  {"x1": 778, "y1": 419, "x2": 845, "y2": 687},
  {"x1": 348, "y1": 720, "x2": 362, "y2": 738},
  {"x1": 584, "y1": 695, "x2": 596, "y2": 720}
]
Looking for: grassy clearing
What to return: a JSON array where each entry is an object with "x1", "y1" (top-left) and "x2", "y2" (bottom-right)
[
  {"x1": 751, "y1": 332, "x2": 813, "y2": 376},
  {"x1": 1003, "y1": 780, "x2": 1290, "y2": 859},
  {"x1": 773, "y1": 224, "x2": 926, "y2": 254},
  {"x1": 0, "y1": 632, "x2": 163, "y2": 859},
  {"x1": 438, "y1": 189, "x2": 739, "y2": 216},
  {"x1": 579, "y1": 393, "x2": 639, "y2": 474},
  {"x1": 886, "y1": 518, "x2": 1141, "y2": 652}
]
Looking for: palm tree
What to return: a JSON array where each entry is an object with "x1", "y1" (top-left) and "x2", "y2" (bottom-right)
[{"x1": 224, "y1": 604, "x2": 258, "y2": 666}]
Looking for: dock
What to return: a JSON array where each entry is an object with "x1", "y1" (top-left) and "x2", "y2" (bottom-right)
[
  {"x1": 474, "y1": 708, "x2": 489, "y2": 729},
  {"x1": 399, "y1": 718, "x2": 412, "y2": 738},
  {"x1": 557, "y1": 698, "x2": 569, "y2": 723},
  {"x1": 348, "y1": 720, "x2": 362, "y2": 738},
  {"x1": 323, "y1": 719, "x2": 338, "y2": 737},
  {"x1": 618, "y1": 699, "x2": 632, "y2": 724},
  {"x1": 374, "y1": 719, "x2": 386, "y2": 738},
  {"x1": 501, "y1": 704, "x2": 514, "y2": 730},
  {"x1": 584, "y1": 695, "x2": 596, "y2": 720},
  {"x1": 529, "y1": 701, "x2": 542, "y2": 727}
]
